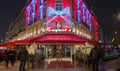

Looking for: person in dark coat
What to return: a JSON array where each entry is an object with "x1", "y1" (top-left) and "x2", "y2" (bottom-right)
[
  {"x1": 18, "y1": 46, "x2": 28, "y2": 71},
  {"x1": 4, "y1": 48, "x2": 11, "y2": 68},
  {"x1": 99, "y1": 45, "x2": 105, "y2": 71},
  {"x1": 0, "y1": 53, "x2": 3, "y2": 62},
  {"x1": 90, "y1": 43, "x2": 101, "y2": 71},
  {"x1": 9, "y1": 47, "x2": 16, "y2": 66}
]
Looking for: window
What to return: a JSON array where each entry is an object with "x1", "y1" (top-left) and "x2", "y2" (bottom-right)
[
  {"x1": 56, "y1": 0, "x2": 62, "y2": 3},
  {"x1": 56, "y1": 22, "x2": 62, "y2": 29},
  {"x1": 56, "y1": 3, "x2": 62, "y2": 11}
]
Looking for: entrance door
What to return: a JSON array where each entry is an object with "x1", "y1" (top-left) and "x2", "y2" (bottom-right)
[
  {"x1": 53, "y1": 45, "x2": 64, "y2": 58},
  {"x1": 47, "y1": 45, "x2": 71, "y2": 58},
  {"x1": 47, "y1": 45, "x2": 64, "y2": 58},
  {"x1": 54, "y1": 45, "x2": 71, "y2": 58}
]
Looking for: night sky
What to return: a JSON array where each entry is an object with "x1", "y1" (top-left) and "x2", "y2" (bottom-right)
[
  {"x1": 0, "y1": 0, "x2": 120, "y2": 42},
  {"x1": 86, "y1": 0, "x2": 120, "y2": 42},
  {"x1": 0, "y1": 0, "x2": 27, "y2": 39}
]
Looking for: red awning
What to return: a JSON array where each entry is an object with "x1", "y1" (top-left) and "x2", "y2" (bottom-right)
[
  {"x1": 34, "y1": 34, "x2": 96, "y2": 44},
  {"x1": 13, "y1": 36, "x2": 37, "y2": 45},
  {"x1": 12, "y1": 34, "x2": 97, "y2": 45},
  {"x1": 0, "y1": 42, "x2": 16, "y2": 47}
]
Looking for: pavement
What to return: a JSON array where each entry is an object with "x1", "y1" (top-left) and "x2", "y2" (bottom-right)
[
  {"x1": 104, "y1": 58, "x2": 120, "y2": 71},
  {"x1": 0, "y1": 58, "x2": 120, "y2": 71}
]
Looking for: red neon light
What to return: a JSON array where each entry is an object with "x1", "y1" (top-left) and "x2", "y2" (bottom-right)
[
  {"x1": 73, "y1": 0, "x2": 77, "y2": 21},
  {"x1": 46, "y1": 27, "x2": 71, "y2": 33},
  {"x1": 35, "y1": 0, "x2": 40, "y2": 21},
  {"x1": 92, "y1": 15, "x2": 99, "y2": 41}
]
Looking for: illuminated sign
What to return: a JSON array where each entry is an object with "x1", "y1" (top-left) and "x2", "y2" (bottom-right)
[{"x1": 46, "y1": 27, "x2": 71, "y2": 33}]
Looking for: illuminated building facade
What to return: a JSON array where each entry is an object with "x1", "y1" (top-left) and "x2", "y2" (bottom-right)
[{"x1": 9, "y1": 0, "x2": 99, "y2": 62}]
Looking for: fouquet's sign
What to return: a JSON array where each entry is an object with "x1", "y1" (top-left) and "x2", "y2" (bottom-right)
[
  {"x1": 46, "y1": 27, "x2": 72, "y2": 33},
  {"x1": 46, "y1": 22, "x2": 72, "y2": 33}
]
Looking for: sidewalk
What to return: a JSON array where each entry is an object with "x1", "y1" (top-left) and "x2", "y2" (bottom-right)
[
  {"x1": 0, "y1": 61, "x2": 20, "y2": 71},
  {"x1": 104, "y1": 58, "x2": 120, "y2": 71},
  {"x1": 0, "y1": 58, "x2": 120, "y2": 71}
]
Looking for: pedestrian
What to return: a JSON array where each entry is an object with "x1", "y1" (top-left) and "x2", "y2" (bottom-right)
[
  {"x1": 4, "y1": 48, "x2": 11, "y2": 69},
  {"x1": 18, "y1": 45, "x2": 28, "y2": 71},
  {"x1": 89, "y1": 43, "x2": 101, "y2": 71},
  {"x1": 9, "y1": 47, "x2": 16, "y2": 67},
  {"x1": 0, "y1": 53, "x2": 3, "y2": 62},
  {"x1": 99, "y1": 45, "x2": 105, "y2": 71},
  {"x1": 87, "y1": 55, "x2": 92, "y2": 70}
]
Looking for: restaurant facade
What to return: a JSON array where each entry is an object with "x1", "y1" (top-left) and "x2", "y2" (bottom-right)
[{"x1": 9, "y1": 0, "x2": 99, "y2": 63}]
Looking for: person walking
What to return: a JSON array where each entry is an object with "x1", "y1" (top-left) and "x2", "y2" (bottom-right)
[
  {"x1": 18, "y1": 46, "x2": 28, "y2": 71},
  {"x1": 4, "y1": 48, "x2": 11, "y2": 69},
  {"x1": 99, "y1": 45, "x2": 105, "y2": 71},
  {"x1": 90, "y1": 43, "x2": 101, "y2": 71},
  {"x1": 9, "y1": 47, "x2": 16, "y2": 67},
  {"x1": 0, "y1": 53, "x2": 3, "y2": 62}
]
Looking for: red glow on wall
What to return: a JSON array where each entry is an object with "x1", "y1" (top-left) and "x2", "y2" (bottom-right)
[
  {"x1": 35, "y1": 0, "x2": 40, "y2": 21},
  {"x1": 46, "y1": 0, "x2": 55, "y2": 8},
  {"x1": 63, "y1": 0, "x2": 71, "y2": 8},
  {"x1": 73, "y1": 0, "x2": 77, "y2": 21},
  {"x1": 54, "y1": 16, "x2": 65, "y2": 22},
  {"x1": 92, "y1": 14, "x2": 99, "y2": 41}
]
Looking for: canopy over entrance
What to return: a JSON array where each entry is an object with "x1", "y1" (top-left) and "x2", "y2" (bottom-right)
[
  {"x1": 0, "y1": 42, "x2": 16, "y2": 47},
  {"x1": 34, "y1": 34, "x2": 96, "y2": 44},
  {"x1": 8, "y1": 34, "x2": 97, "y2": 45}
]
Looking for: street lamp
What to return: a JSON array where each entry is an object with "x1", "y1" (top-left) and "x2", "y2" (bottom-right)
[
  {"x1": 116, "y1": 13, "x2": 120, "y2": 21},
  {"x1": 115, "y1": 31, "x2": 117, "y2": 34}
]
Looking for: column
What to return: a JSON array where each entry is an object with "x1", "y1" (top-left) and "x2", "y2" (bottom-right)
[
  {"x1": 65, "y1": 47, "x2": 66, "y2": 57},
  {"x1": 71, "y1": 46, "x2": 73, "y2": 63},
  {"x1": 45, "y1": 46, "x2": 48, "y2": 58}
]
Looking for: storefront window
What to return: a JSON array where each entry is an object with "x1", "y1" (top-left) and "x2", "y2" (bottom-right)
[
  {"x1": 65, "y1": 47, "x2": 71, "y2": 57},
  {"x1": 46, "y1": 45, "x2": 72, "y2": 58},
  {"x1": 48, "y1": 48, "x2": 53, "y2": 58}
]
